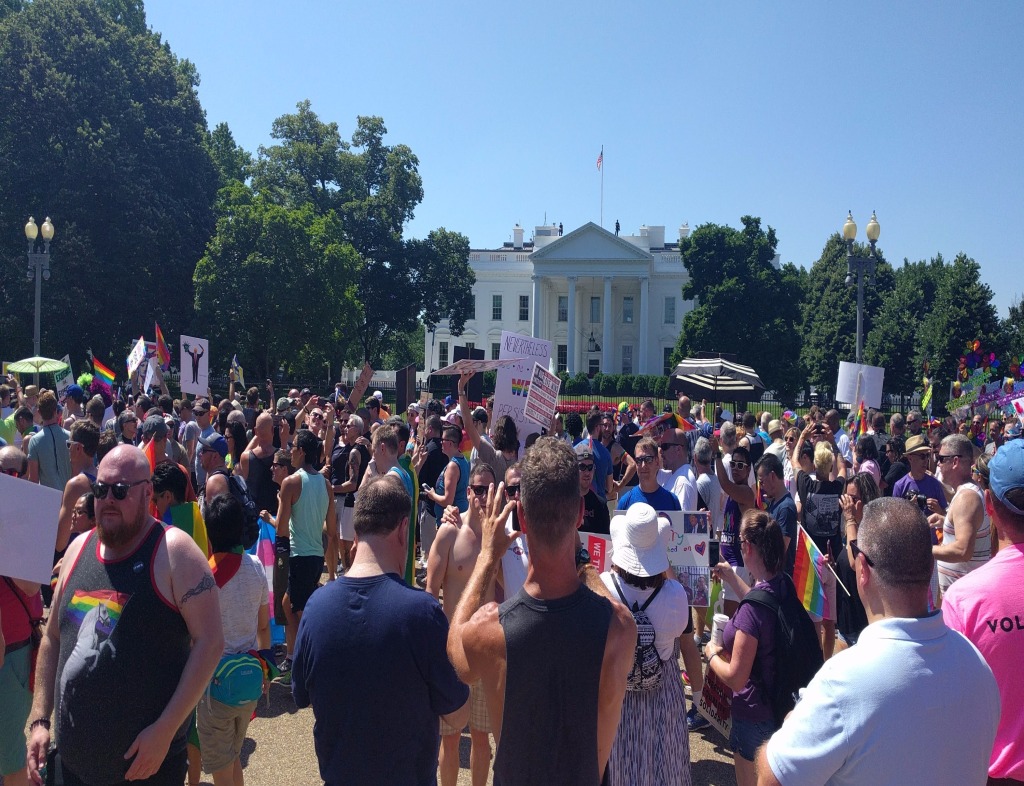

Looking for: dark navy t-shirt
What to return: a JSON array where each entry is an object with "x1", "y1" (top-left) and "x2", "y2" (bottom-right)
[
  {"x1": 616, "y1": 484, "x2": 682, "y2": 512},
  {"x1": 292, "y1": 573, "x2": 469, "y2": 786}
]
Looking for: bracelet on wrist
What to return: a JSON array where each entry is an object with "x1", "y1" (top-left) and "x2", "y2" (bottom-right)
[{"x1": 29, "y1": 718, "x2": 50, "y2": 733}]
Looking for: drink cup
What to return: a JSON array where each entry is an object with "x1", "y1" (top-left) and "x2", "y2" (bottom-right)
[{"x1": 711, "y1": 613, "x2": 729, "y2": 647}]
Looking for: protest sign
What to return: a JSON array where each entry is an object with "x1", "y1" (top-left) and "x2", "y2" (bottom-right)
[
  {"x1": 179, "y1": 335, "x2": 209, "y2": 395},
  {"x1": 835, "y1": 362, "x2": 885, "y2": 409},
  {"x1": 55, "y1": 354, "x2": 74, "y2": 398},
  {"x1": 665, "y1": 511, "x2": 712, "y2": 608},
  {"x1": 697, "y1": 664, "x2": 733, "y2": 740},
  {"x1": 0, "y1": 473, "x2": 62, "y2": 583},
  {"x1": 127, "y1": 335, "x2": 147, "y2": 375},
  {"x1": 578, "y1": 532, "x2": 612, "y2": 573},
  {"x1": 495, "y1": 331, "x2": 551, "y2": 444},
  {"x1": 348, "y1": 362, "x2": 374, "y2": 408},
  {"x1": 143, "y1": 355, "x2": 163, "y2": 393},
  {"x1": 523, "y1": 362, "x2": 561, "y2": 426},
  {"x1": 434, "y1": 357, "x2": 527, "y2": 376}
]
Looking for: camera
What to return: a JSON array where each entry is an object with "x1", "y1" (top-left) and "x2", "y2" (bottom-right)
[
  {"x1": 902, "y1": 488, "x2": 928, "y2": 510},
  {"x1": 814, "y1": 424, "x2": 826, "y2": 434}
]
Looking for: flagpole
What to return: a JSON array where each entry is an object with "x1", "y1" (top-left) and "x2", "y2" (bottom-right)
[{"x1": 599, "y1": 145, "x2": 604, "y2": 228}]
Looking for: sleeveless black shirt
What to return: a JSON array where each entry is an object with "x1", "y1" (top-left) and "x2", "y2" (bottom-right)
[
  {"x1": 245, "y1": 448, "x2": 278, "y2": 514},
  {"x1": 493, "y1": 584, "x2": 613, "y2": 786},
  {"x1": 56, "y1": 523, "x2": 191, "y2": 784}
]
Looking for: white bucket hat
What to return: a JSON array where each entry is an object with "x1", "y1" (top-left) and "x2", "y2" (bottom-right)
[{"x1": 611, "y1": 503, "x2": 670, "y2": 577}]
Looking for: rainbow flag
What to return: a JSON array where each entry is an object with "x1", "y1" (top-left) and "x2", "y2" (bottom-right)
[
  {"x1": 92, "y1": 356, "x2": 116, "y2": 386},
  {"x1": 792, "y1": 525, "x2": 827, "y2": 618},
  {"x1": 164, "y1": 501, "x2": 209, "y2": 556},
  {"x1": 637, "y1": 412, "x2": 696, "y2": 436},
  {"x1": 68, "y1": 589, "x2": 129, "y2": 635},
  {"x1": 155, "y1": 322, "x2": 171, "y2": 370},
  {"x1": 849, "y1": 400, "x2": 867, "y2": 440}
]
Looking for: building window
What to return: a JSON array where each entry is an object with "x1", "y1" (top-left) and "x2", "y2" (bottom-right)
[
  {"x1": 664, "y1": 296, "x2": 676, "y2": 325},
  {"x1": 664, "y1": 347, "x2": 675, "y2": 376},
  {"x1": 465, "y1": 342, "x2": 475, "y2": 354},
  {"x1": 439, "y1": 341, "x2": 449, "y2": 368},
  {"x1": 590, "y1": 297, "x2": 601, "y2": 323},
  {"x1": 623, "y1": 296, "x2": 634, "y2": 324},
  {"x1": 519, "y1": 295, "x2": 530, "y2": 322},
  {"x1": 558, "y1": 295, "x2": 568, "y2": 322},
  {"x1": 491, "y1": 342, "x2": 500, "y2": 360},
  {"x1": 492, "y1": 295, "x2": 502, "y2": 321},
  {"x1": 589, "y1": 358, "x2": 600, "y2": 377},
  {"x1": 557, "y1": 345, "x2": 567, "y2": 373},
  {"x1": 622, "y1": 345, "x2": 633, "y2": 375}
]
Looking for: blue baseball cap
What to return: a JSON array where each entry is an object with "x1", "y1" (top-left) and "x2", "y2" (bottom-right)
[
  {"x1": 989, "y1": 438, "x2": 1024, "y2": 515},
  {"x1": 65, "y1": 384, "x2": 86, "y2": 403}
]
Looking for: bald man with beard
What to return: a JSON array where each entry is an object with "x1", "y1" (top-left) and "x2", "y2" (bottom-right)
[{"x1": 27, "y1": 445, "x2": 223, "y2": 786}]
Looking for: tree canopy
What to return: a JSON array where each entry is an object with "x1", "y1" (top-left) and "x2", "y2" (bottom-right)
[{"x1": 0, "y1": 0, "x2": 218, "y2": 369}]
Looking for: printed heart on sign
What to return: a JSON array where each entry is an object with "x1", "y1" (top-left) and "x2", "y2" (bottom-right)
[{"x1": 694, "y1": 541, "x2": 707, "y2": 557}]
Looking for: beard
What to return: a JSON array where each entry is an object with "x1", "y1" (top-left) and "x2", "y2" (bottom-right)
[{"x1": 97, "y1": 502, "x2": 149, "y2": 548}]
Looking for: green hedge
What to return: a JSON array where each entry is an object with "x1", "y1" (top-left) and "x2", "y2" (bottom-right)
[{"x1": 479, "y1": 370, "x2": 674, "y2": 399}]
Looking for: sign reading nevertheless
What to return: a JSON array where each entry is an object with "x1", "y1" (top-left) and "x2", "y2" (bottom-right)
[
  {"x1": 494, "y1": 331, "x2": 551, "y2": 445},
  {"x1": 523, "y1": 362, "x2": 562, "y2": 427}
]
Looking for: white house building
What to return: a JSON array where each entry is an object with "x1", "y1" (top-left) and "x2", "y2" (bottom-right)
[{"x1": 425, "y1": 221, "x2": 697, "y2": 377}]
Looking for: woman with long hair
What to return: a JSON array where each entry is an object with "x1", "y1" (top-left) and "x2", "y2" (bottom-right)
[
  {"x1": 704, "y1": 509, "x2": 790, "y2": 786},
  {"x1": 601, "y1": 503, "x2": 691, "y2": 785},
  {"x1": 837, "y1": 472, "x2": 881, "y2": 645},
  {"x1": 854, "y1": 434, "x2": 881, "y2": 487},
  {"x1": 224, "y1": 420, "x2": 248, "y2": 473}
]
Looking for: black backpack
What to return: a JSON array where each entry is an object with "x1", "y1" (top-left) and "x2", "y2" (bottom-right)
[
  {"x1": 739, "y1": 574, "x2": 824, "y2": 725},
  {"x1": 611, "y1": 574, "x2": 664, "y2": 692},
  {"x1": 207, "y1": 469, "x2": 260, "y2": 549}
]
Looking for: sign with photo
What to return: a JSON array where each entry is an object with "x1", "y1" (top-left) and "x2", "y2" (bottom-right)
[{"x1": 179, "y1": 335, "x2": 209, "y2": 396}]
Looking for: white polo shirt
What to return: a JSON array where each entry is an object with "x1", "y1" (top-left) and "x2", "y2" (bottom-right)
[{"x1": 766, "y1": 612, "x2": 999, "y2": 786}]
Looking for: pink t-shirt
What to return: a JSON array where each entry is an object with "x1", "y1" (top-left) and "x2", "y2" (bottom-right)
[{"x1": 942, "y1": 543, "x2": 1024, "y2": 780}]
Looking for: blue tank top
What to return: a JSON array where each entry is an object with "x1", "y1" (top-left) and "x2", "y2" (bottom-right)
[{"x1": 434, "y1": 455, "x2": 469, "y2": 519}]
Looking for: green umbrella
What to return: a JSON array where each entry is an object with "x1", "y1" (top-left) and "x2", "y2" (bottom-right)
[{"x1": 5, "y1": 356, "x2": 70, "y2": 374}]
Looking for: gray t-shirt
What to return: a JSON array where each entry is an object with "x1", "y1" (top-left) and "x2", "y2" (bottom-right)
[
  {"x1": 27, "y1": 423, "x2": 71, "y2": 491},
  {"x1": 220, "y1": 554, "x2": 269, "y2": 654}
]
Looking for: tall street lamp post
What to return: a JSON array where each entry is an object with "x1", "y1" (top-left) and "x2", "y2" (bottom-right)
[
  {"x1": 842, "y1": 210, "x2": 880, "y2": 364},
  {"x1": 25, "y1": 215, "x2": 56, "y2": 360}
]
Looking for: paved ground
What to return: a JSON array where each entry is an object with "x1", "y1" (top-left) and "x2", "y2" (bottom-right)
[{"x1": 226, "y1": 668, "x2": 738, "y2": 786}]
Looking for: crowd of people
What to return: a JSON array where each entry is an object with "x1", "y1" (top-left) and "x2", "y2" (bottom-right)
[{"x1": 0, "y1": 371, "x2": 1020, "y2": 786}]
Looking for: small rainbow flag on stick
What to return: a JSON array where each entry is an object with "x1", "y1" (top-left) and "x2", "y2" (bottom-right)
[
  {"x1": 850, "y1": 400, "x2": 867, "y2": 439},
  {"x1": 792, "y1": 525, "x2": 827, "y2": 618},
  {"x1": 92, "y1": 356, "x2": 116, "y2": 387}
]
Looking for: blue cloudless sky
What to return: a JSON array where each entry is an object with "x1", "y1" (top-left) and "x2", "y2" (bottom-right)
[{"x1": 146, "y1": 0, "x2": 1024, "y2": 316}]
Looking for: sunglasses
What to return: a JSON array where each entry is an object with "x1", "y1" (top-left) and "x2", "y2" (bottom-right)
[
  {"x1": 935, "y1": 454, "x2": 964, "y2": 464},
  {"x1": 731, "y1": 461, "x2": 750, "y2": 470},
  {"x1": 635, "y1": 455, "x2": 657, "y2": 466},
  {"x1": 92, "y1": 479, "x2": 149, "y2": 500},
  {"x1": 311, "y1": 412, "x2": 324, "y2": 420},
  {"x1": 849, "y1": 539, "x2": 875, "y2": 567},
  {"x1": 469, "y1": 484, "x2": 490, "y2": 498},
  {"x1": 505, "y1": 484, "x2": 521, "y2": 496},
  {"x1": 578, "y1": 463, "x2": 595, "y2": 472},
  {"x1": 66, "y1": 440, "x2": 80, "y2": 449}
]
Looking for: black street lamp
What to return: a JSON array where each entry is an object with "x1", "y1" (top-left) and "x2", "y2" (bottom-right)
[
  {"x1": 25, "y1": 215, "x2": 55, "y2": 358},
  {"x1": 842, "y1": 210, "x2": 880, "y2": 364}
]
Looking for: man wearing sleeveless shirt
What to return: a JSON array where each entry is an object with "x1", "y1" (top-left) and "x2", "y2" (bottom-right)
[
  {"x1": 27, "y1": 445, "x2": 223, "y2": 786},
  {"x1": 448, "y1": 438, "x2": 637, "y2": 786},
  {"x1": 237, "y1": 413, "x2": 279, "y2": 517},
  {"x1": 933, "y1": 434, "x2": 990, "y2": 594}
]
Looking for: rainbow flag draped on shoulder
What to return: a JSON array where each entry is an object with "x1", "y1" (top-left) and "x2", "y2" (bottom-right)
[{"x1": 792, "y1": 524, "x2": 827, "y2": 617}]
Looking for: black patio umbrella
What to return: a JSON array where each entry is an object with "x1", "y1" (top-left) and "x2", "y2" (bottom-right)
[{"x1": 669, "y1": 356, "x2": 765, "y2": 398}]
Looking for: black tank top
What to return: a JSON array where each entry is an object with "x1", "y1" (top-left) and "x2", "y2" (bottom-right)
[
  {"x1": 56, "y1": 523, "x2": 191, "y2": 784},
  {"x1": 494, "y1": 584, "x2": 613, "y2": 786},
  {"x1": 245, "y1": 448, "x2": 277, "y2": 514}
]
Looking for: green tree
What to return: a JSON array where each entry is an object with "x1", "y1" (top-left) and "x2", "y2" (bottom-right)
[
  {"x1": 0, "y1": 0, "x2": 218, "y2": 368},
  {"x1": 863, "y1": 256, "x2": 945, "y2": 395},
  {"x1": 1003, "y1": 295, "x2": 1024, "y2": 361},
  {"x1": 207, "y1": 122, "x2": 253, "y2": 186},
  {"x1": 799, "y1": 235, "x2": 894, "y2": 399},
  {"x1": 252, "y1": 104, "x2": 475, "y2": 366},
  {"x1": 675, "y1": 216, "x2": 805, "y2": 404},
  {"x1": 192, "y1": 187, "x2": 361, "y2": 379},
  {"x1": 915, "y1": 253, "x2": 1003, "y2": 412}
]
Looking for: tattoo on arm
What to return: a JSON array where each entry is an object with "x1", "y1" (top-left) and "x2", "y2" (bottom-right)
[{"x1": 180, "y1": 574, "x2": 215, "y2": 606}]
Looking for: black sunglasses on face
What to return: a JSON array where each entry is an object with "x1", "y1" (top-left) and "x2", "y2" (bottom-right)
[
  {"x1": 578, "y1": 463, "x2": 595, "y2": 472},
  {"x1": 936, "y1": 454, "x2": 965, "y2": 464},
  {"x1": 635, "y1": 455, "x2": 657, "y2": 466},
  {"x1": 505, "y1": 484, "x2": 521, "y2": 496},
  {"x1": 469, "y1": 484, "x2": 490, "y2": 497},
  {"x1": 92, "y1": 479, "x2": 148, "y2": 500},
  {"x1": 849, "y1": 539, "x2": 875, "y2": 567}
]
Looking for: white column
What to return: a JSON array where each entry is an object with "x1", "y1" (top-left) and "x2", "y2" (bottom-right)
[
  {"x1": 602, "y1": 276, "x2": 613, "y2": 373},
  {"x1": 638, "y1": 276, "x2": 650, "y2": 374},
  {"x1": 567, "y1": 276, "x2": 577, "y2": 374},
  {"x1": 531, "y1": 274, "x2": 541, "y2": 338}
]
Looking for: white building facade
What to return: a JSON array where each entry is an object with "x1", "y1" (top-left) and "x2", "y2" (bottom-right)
[{"x1": 425, "y1": 221, "x2": 695, "y2": 377}]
